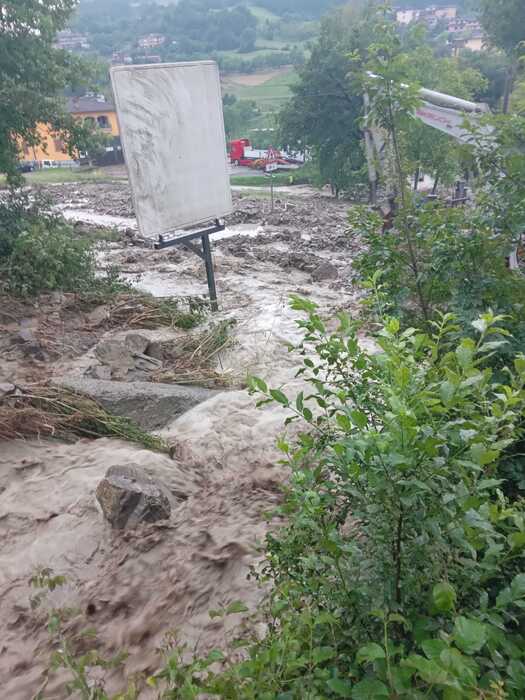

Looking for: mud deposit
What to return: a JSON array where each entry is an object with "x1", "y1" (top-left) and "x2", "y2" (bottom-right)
[{"x1": 0, "y1": 182, "x2": 363, "y2": 696}]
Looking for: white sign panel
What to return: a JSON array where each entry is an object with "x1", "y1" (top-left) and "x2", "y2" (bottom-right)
[{"x1": 111, "y1": 61, "x2": 232, "y2": 238}]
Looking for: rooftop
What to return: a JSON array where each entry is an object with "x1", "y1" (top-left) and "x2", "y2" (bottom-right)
[{"x1": 67, "y1": 96, "x2": 115, "y2": 114}]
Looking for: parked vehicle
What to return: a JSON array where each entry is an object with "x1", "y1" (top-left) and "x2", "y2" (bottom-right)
[{"x1": 229, "y1": 138, "x2": 304, "y2": 172}]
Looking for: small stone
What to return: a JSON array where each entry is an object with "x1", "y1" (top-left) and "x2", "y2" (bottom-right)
[
  {"x1": 311, "y1": 262, "x2": 339, "y2": 282},
  {"x1": 145, "y1": 341, "x2": 164, "y2": 361},
  {"x1": 89, "y1": 365, "x2": 112, "y2": 380},
  {"x1": 125, "y1": 334, "x2": 150, "y2": 355},
  {"x1": 95, "y1": 339, "x2": 135, "y2": 374},
  {"x1": 18, "y1": 327, "x2": 37, "y2": 344},
  {"x1": 0, "y1": 382, "x2": 16, "y2": 398},
  {"x1": 96, "y1": 465, "x2": 171, "y2": 529},
  {"x1": 87, "y1": 306, "x2": 109, "y2": 327}
]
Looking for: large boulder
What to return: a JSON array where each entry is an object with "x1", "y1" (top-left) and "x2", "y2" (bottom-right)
[
  {"x1": 53, "y1": 377, "x2": 216, "y2": 430},
  {"x1": 96, "y1": 464, "x2": 171, "y2": 529}
]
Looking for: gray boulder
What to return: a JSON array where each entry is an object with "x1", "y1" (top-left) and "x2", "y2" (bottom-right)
[
  {"x1": 96, "y1": 464, "x2": 171, "y2": 529},
  {"x1": 54, "y1": 376, "x2": 216, "y2": 430},
  {"x1": 311, "y1": 262, "x2": 339, "y2": 282}
]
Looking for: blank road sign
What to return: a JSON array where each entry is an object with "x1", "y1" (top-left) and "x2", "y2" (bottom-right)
[{"x1": 111, "y1": 61, "x2": 232, "y2": 238}]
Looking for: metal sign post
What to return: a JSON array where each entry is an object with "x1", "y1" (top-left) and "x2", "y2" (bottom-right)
[{"x1": 154, "y1": 219, "x2": 224, "y2": 312}]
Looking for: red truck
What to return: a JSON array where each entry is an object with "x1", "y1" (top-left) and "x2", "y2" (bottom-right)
[{"x1": 228, "y1": 138, "x2": 304, "y2": 171}]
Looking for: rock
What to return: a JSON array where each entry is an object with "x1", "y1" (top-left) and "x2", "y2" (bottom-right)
[
  {"x1": 134, "y1": 355, "x2": 163, "y2": 372},
  {"x1": 124, "y1": 333, "x2": 149, "y2": 355},
  {"x1": 311, "y1": 261, "x2": 339, "y2": 282},
  {"x1": 96, "y1": 465, "x2": 171, "y2": 529},
  {"x1": 53, "y1": 377, "x2": 217, "y2": 430},
  {"x1": 95, "y1": 339, "x2": 135, "y2": 376},
  {"x1": 86, "y1": 305, "x2": 110, "y2": 327},
  {"x1": 0, "y1": 382, "x2": 16, "y2": 398},
  {"x1": 17, "y1": 327, "x2": 37, "y2": 344},
  {"x1": 145, "y1": 341, "x2": 164, "y2": 361},
  {"x1": 89, "y1": 365, "x2": 113, "y2": 380}
]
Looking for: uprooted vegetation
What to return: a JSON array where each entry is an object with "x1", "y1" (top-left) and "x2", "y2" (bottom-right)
[{"x1": 0, "y1": 384, "x2": 168, "y2": 451}]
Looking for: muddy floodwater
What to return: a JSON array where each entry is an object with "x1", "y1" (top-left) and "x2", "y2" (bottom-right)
[{"x1": 0, "y1": 180, "x2": 365, "y2": 696}]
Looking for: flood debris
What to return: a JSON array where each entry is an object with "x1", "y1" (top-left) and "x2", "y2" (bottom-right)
[{"x1": 0, "y1": 384, "x2": 168, "y2": 451}]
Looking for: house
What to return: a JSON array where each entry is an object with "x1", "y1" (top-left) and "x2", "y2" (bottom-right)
[
  {"x1": 21, "y1": 96, "x2": 121, "y2": 168},
  {"x1": 448, "y1": 19, "x2": 482, "y2": 34},
  {"x1": 451, "y1": 30, "x2": 486, "y2": 55},
  {"x1": 54, "y1": 30, "x2": 90, "y2": 51},
  {"x1": 138, "y1": 34, "x2": 166, "y2": 50},
  {"x1": 396, "y1": 5, "x2": 457, "y2": 26}
]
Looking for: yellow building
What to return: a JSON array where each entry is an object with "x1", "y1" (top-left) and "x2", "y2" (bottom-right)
[{"x1": 22, "y1": 95, "x2": 120, "y2": 167}]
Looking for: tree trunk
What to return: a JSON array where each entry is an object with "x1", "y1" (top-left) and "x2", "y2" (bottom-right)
[
  {"x1": 432, "y1": 173, "x2": 440, "y2": 195},
  {"x1": 502, "y1": 62, "x2": 517, "y2": 114},
  {"x1": 413, "y1": 167, "x2": 420, "y2": 192}
]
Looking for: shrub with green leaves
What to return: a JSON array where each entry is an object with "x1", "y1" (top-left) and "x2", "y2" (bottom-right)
[
  {"x1": 0, "y1": 190, "x2": 102, "y2": 296},
  {"x1": 349, "y1": 203, "x2": 525, "y2": 366},
  {"x1": 148, "y1": 298, "x2": 525, "y2": 699}
]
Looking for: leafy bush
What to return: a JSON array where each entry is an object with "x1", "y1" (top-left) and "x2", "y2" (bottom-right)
[
  {"x1": 0, "y1": 190, "x2": 102, "y2": 296},
  {"x1": 349, "y1": 204, "x2": 525, "y2": 367},
  {"x1": 144, "y1": 299, "x2": 525, "y2": 698}
]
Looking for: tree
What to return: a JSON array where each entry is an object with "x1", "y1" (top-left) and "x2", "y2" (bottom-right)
[
  {"x1": 0, "y1": 0, "x2": 94, "y2": 181},
  {"x1": 278, "y1": 5, "x2": 371, "y2": 196},
  {"x1": 479, "y1": 0, "x2": 525, "y2": 112}
]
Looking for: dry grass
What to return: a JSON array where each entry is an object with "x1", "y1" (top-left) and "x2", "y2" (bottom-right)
[
  {"x1": 152, "y1": 320, "x2": 240, "y2": 389},
  {"x1": 0, "y1": 385, "x2": 168, "y2": 451}
]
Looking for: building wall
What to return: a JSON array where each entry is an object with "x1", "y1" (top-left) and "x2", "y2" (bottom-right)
[
  {"x1": 465, "y1": 37, "x2": 483, "y2": 52},
  {"x1": 23, "y1": 110, "x2": 119, "y2": 165}
]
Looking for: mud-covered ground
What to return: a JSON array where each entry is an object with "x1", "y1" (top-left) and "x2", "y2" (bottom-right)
[{"x1": 0, "y1": 181, "x2": 365, "y2": 696}]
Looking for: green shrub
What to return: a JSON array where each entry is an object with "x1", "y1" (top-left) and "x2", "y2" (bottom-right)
[
  {"x1": 0, "y1": 190, "x2": 116, "y2": 297},
  {"x1": 4, "y1": 218, "x2": 95, "y2": 296},
  {"x1": 349, "y1": 204, "x2": 525, "y2": 366},
  {"x1": 151, "y1": 301, "x2": 525, "y2": 698}
]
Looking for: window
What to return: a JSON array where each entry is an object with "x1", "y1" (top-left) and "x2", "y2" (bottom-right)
[{"x1": 97, "y1": 115, "x2": 110, "y2": 129}]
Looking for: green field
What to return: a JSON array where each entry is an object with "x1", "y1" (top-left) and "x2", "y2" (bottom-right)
[{"x1": 223, "y1": 69, "x2": 298, "y2": 113}]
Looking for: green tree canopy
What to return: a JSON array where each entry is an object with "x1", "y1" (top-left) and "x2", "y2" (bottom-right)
[
  {"x1": 278, "y1": 5, "x2": 373, "y2": 195},
  {"x1": 0, "y1": 0, "x2": 93, "y2": 180}
]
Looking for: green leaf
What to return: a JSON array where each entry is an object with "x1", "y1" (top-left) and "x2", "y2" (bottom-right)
[
  {"x1": 433, "y1": 582, "x2": 457, "y2": 613},
  {"x1": 206, "y1": 649, "x2": 225, "y2": 663},
  {"x1": 511, "y1": 573, "x2": 525, "y2": 598},
  {"x1": 225, "y1": 600, "x2": 249, "y2": 614},
  {"x1": 336, "y1": 413, "x2": 353, "y2": 432},
  {"x1": 509, "y1": 532, "x2": 525, "y2": 550},
  {"x1": 404, "y1": 655, "x2": 450, "y2": 684},
  {"x1": 422, "y1": 639, "x2": 448, "y2": 660},
  {"x1": 326, "y1": 678, "x2": 352, "y2": 697},
  {"x1": 514, "y1": 357, "x2": 525, "y2": 375},
  {"x1": 453, "y1": 617, "x2": 487, "y2": 655},
  {"x1": 470, "y1": 444, "x2": 499, "y2": 466},
  {"x1": 350, "y1": 410, "x2": 368, "y2": 429},
  {"x1": 269, "y1": 389, "x2": 289, "y2": 406},
  {"x1": 312, "y1": 646, "x2": 336, "y2": 664},
  {"x1": 351, "y1": 678, "x2": 389, "y2": 699},
  {"x1": 356, "y1": 643, "x2": 386, "y2": 664},
  {"x1": 249, "y1": 376, "x2": 268, "y2": 394}
]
